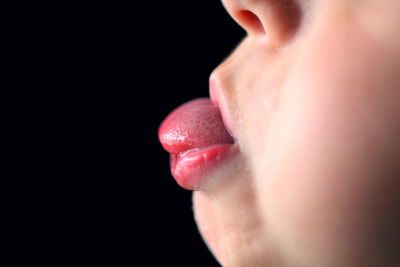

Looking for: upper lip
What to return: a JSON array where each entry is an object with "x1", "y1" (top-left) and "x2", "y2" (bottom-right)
[{"x1": 209, "y1": 74, "x2": 236, "y2": 140}]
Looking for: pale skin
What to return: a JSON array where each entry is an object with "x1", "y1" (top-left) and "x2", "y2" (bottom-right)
[{"x1": 193, "y1": 0, "x2": 400, "y2": 266}]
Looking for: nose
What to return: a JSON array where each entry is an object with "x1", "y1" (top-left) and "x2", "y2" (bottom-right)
[{"x1": 221, "y1": 0, "x2": 302, "y2": 47}]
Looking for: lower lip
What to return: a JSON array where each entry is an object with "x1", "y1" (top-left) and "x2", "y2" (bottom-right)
[{"x1": 170, "y1": 143, "x2": 239, "y2": 190}]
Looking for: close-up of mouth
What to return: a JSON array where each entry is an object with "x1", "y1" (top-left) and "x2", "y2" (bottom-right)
[{"x1": 158, "y1": 97, "x2": 239, "y2": 190}]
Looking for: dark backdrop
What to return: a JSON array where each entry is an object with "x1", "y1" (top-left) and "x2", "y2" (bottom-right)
[
  {"x1": 125, "y1": 2, "x2": 243, "y2": 265},
  {"x1": 24, "y1": 1, "x2": 244, "y2": 266}
]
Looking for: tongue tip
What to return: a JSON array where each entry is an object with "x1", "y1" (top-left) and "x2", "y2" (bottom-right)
[
  {"x1": 158, "y1": 97, "x2": 232, "y2": 155},
  {"x1": 158, "y1": 135, "x2": 189, "y2": 155}
]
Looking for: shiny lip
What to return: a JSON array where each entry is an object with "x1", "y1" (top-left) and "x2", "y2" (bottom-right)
[
  {"x1": 159, "y1": 78, "x2": 240, "y2": 190},
  {"x1": 163, "y1": 86, "x2": 240, "y2": 190},
  {"x1": 209, "y1": 74, "x2": 236, "y2": 140},
  {"x1": 170, "y1": 143, "x2": 239, "y2": 190}
]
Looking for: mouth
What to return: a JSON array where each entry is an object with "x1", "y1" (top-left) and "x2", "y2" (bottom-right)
[{"x1": 158, "y1": 98, "x2": 239, "y2": 190}]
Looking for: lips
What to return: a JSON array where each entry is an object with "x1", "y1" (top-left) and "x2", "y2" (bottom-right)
[{"x1": 158, "y1": 98, "x2": 237, "y2": 190}]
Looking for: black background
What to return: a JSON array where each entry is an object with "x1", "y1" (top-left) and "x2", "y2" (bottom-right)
[
  {"x1": 124, "y1": 2, "x2": 243, "y2": 265},
  {"x1": 25, "y1": 0, "x2": 245, "y2": 266}
]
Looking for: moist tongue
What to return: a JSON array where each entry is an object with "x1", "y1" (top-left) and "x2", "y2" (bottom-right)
[{"x1": 158, "y1": 98, "x2": 233, "y2": 155}]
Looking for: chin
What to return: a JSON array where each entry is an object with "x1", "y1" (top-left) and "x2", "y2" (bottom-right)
[{"x1": 191, "y1": 153, "x2": 284, "y2": 267}]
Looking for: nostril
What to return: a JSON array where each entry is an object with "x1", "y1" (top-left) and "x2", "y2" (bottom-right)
[{"x1": 235, "y1": 10, "x2": 265, "y2": 35}]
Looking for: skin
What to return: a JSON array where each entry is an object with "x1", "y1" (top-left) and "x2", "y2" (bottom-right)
[{"x1": 192, "y1": 0, "x2": 400, "y2": 266}]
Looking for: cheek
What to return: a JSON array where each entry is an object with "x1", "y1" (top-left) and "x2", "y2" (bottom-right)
[
  {"x1": 248, "y1": 24, "x2": 400, "y2": 264},
  {"x1": 258, "y1": 89, "x2": 400, "y2": 265}
]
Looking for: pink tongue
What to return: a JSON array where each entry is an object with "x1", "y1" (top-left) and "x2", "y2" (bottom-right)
[{"x1": 158, "y1": 98, "x2": 233, "y2": 155}]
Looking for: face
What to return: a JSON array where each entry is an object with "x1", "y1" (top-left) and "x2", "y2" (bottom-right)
[{"x1": 192, "y1": 0, "x2": 400, "y2": 266}]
